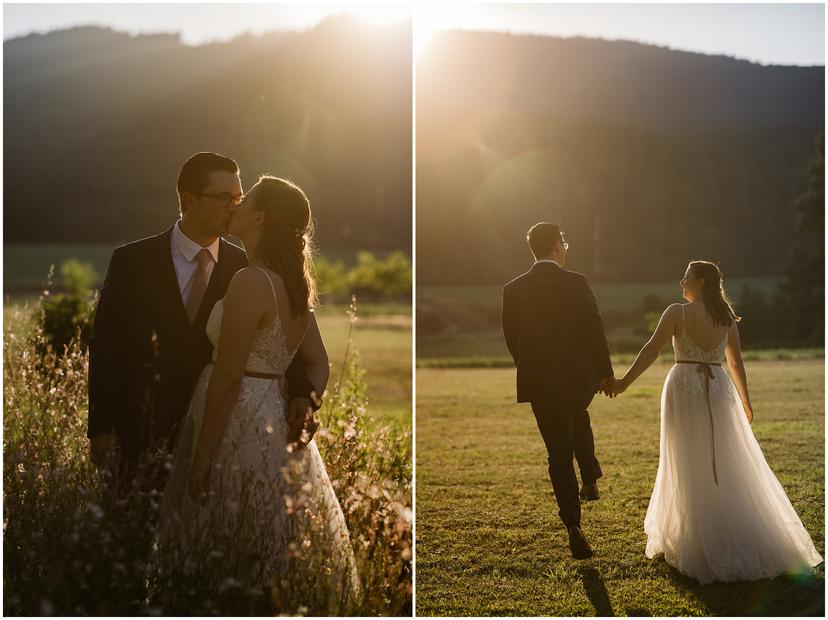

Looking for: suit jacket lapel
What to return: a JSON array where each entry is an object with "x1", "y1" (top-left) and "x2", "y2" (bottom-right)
[{"x1": 156, "y1": 226, "x2": 191, "y2": 331}]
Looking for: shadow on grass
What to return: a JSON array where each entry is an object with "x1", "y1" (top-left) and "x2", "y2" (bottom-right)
[
  {"x1": 579, "y1": 566, "x2": 615, "y2": 616},
  {"x1": 664, "y1": 559, "x2": 825, "y2": 617}
]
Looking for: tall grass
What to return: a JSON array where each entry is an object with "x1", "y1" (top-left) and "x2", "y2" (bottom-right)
[{"x1": 4, "y1": 296, "x2": 411, "y2": 616}]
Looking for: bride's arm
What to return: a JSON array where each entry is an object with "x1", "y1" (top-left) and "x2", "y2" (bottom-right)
[
  {"x1": 615, "y1": 304, "x2": 681, "y2": 394},
  {"x1": 295, "y1": 313, "x2": 329, "y2": 396},
  {"x1": 724, "y1": 321, "x2": 753, "y2": 423},
  {"x1": 194, "y1": 270, "x2": 263, "y2": 465}
]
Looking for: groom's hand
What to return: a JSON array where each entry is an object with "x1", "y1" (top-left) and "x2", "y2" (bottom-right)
[
  {"x1": 286, "y1": 397, "x2": 310, "y2": 445},
  {"x1": 287, "y1": 393, "x2": 321, "y2": 449},
  {"x1": 598, "y1": 376, "x2": 617, "y2": 398}
]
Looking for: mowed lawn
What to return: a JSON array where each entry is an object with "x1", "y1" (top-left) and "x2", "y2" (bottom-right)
[{"x1": 415, "y1": 360, "x2": 824, "y2": 616}]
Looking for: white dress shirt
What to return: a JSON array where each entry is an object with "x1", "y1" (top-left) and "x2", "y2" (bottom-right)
[
  {"x1": 535, "y1": 259, "x2": 561, "y2": 267},
  {"x1": 170, "y1": 220, "x2": 220, "y2": 303}
]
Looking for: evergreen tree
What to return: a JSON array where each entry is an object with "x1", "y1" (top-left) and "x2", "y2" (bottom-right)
[{"x1": 780, "y1": 133, "x2": 824, "y2": 344}]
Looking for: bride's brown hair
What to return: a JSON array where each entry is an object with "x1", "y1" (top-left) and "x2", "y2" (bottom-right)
[
  {"x1": 252, "y1": 176, "x2": 317, "y2": 317},
  {"x1": 688, "y1": 260, "x2": 741, "y2": 328}
]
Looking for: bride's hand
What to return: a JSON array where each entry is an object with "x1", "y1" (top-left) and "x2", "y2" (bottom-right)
[
  {"x1": 288, "y1": 408, "x2": 320, "y2": 450},
  {"x1": 287, "y1": 393, "x2": 322, "y2": 450},
  {"x1": 299, "y1": 409, "x2": 320, "y2": 447},
  {"x1": 287, "y1": 396, "x2": 313, "y2": 446},
  {"x1": 611, "y1": 377, "x2": 630, "y2": 397},
  {"x1": 742, "y1": 401, "x2": 754, "y2": 424},
  {"x1": 598, "y1": 377, "x2": 616, "y2": 398},
  {"x1": 187, "y1": 452, "x2": 211, "y2": 504}
]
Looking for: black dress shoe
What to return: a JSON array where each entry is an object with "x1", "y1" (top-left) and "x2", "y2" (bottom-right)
[
  {"x1": 568, "y1": 525, "x2": 594, "y2": 559},
  {"x1": 580, "y1": 482, "x2": 600, "y2": 501}
]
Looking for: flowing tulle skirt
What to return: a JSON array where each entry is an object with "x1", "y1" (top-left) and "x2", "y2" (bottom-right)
[{"x1": 645, "y1": 364, "x2": 823, "y2": 584}]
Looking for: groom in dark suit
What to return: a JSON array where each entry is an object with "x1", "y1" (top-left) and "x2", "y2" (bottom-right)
[
  {"x1": 87, "y1": 152, "x2": 318, "y2": 477},
  {"x1": 501, "y1": 222, "x2": 614, "y2": 559}
]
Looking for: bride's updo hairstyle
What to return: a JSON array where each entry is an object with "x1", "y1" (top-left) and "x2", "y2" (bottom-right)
[
  {"x1": 252, "y1": 176, "x2": 317, "y2": 317},
  {"x1": 688, "y1": 260, "x2": 741, "y2": 328}
]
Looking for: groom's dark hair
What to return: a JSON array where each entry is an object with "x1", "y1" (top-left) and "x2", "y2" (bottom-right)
[
  {"x1": 176, "y1": 152, "x2": 239, "y2": 213},
  {"x1": 527, "y1": 222, "x2": 563, "y2": 259}
]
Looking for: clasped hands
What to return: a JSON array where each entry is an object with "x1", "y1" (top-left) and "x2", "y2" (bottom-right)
[
  {"x1": 187, "y1": 391, "x2": 322, "y2": 504},
  {"x1": 598, "y1": 376, "x2": 628, "y2": 398},
  {"x1": 286, "y1": 391, "x2": 322, "y2": 449}
]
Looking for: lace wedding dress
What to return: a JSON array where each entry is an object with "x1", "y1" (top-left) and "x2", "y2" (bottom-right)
[
  {"x1": 157, "y1": 267, "x2": 359, "y2": 609},
  {"x1": 644, "y1": 307, "x2": 823, "y2": 584}
]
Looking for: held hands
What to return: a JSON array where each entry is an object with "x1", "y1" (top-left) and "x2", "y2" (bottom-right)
[
  {"x1": 286, "y1": 391, "x2": 322, "y2": 450},
  {"x1": 598, "y1": 376, "x2": 629, "y2": 398}
]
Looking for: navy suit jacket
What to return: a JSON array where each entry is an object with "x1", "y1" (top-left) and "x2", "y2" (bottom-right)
[{"x1": 501, "y1": 262, "x2": 613, "y2": 406}]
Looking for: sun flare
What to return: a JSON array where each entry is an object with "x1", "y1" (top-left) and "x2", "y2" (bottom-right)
[
  {"x1": 343, "y1": 4, "x2": 411, "y2": 27},
  {"x1": 414, "y1": 4, "x2": 480, "y2": 55}
]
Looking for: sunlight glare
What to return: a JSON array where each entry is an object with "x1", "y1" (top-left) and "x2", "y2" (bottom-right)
[
  {"x1": 414, "y1": 4, "x2": 481, "y2": 55},
  {"x1": 344, "y1": 3, "x2": 410, "y2": 27}
]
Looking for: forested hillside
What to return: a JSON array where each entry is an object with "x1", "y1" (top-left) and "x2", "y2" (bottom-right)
[
  {"x1": 417, "y1": 31, "x2": 824, "y2": 283},
  {"x1": 5, "y1": 16, "x2": 412, "y2": 251}
]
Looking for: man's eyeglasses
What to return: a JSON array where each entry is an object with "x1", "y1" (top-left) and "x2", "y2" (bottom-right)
[{"x1": 192, "y1": 192, "x2": 243, "y2": 207}]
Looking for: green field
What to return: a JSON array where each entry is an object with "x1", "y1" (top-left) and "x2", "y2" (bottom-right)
[
  {"x1": 4, "y1": 242, "x2": 412, "y2": 426},
  {"x1": 315, "y1": 306, "x2": 411, "y2": 425},
  {"x1": 418, "y1": 278, "x2": 783, "y2": 358},
  {"x1": 4, "y1": 244, "x2": 411, "y2": 300},
  {"x1": 418, "y1": 278, "x2": 779, "y2": 315},
  {"x1": 4, "y1": 244, "x2": 116, "y2": 290},
  {"x1": 2, "y1": 298, "x2": 411, "y2": 428},
  {"x1": 415, "y1": 361, "x2": 825, "y2": 616}
]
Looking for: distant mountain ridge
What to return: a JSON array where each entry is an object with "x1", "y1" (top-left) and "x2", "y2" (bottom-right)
[
  {"x1": 420, "y1": 31, "x2": 823, "y2": 134},
  {"x1": 417, "y1": 30, "x2": 824, "y2": 283},
  {"x1": 4, "y1": 17, "x2": 412, "y2": 251}
]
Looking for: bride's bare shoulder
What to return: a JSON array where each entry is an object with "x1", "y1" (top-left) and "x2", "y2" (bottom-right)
[
  {"x1": 227, "y1": 266, "x2": 267, "y2": 289},
  {"x1": 224, "y1": 267, "x2": 273, "y2": 306},
  {"x1": 663, "y1": 303, "x2": 684, "y2": 319}
]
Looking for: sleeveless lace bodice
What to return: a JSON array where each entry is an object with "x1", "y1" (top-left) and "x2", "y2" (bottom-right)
[
  {"x1": 205, "y1": 267, "x2": 304, "y2": 375},
  {"x1": 672, "y1": 329, "x2": 727, "y2": 364},
  {"x1": 206, "y1": 300, "x2": 298, "y2": 375},
  {"x1": 672, "y1": 304, "x2": 727, "y2": 364}
]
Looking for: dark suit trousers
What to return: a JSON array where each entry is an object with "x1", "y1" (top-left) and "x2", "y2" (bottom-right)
[{"x1": 531, "y1": 396, "x2": 603, "y2": 528}]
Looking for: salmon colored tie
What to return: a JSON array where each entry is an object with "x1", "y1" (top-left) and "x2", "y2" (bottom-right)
[{"x1": 186, "y1": 248, "x2": 212, "y2": 323}]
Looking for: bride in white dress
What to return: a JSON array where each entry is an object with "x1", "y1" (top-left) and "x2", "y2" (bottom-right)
[
  {"x1": 610, "y1": 260, "x2": 822, "y2": 584},
  {"x1": 157, "y1": 176, "x2": 359, "y2": 610}
]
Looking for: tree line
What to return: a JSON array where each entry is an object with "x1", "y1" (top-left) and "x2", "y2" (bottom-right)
[{"x1": 4, "y1": 16, "x2": 412, "y2": 253}]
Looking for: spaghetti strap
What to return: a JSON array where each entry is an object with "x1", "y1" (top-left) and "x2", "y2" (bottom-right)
[
  {"x1": 680, "y1": 303, "x2": 686, "y2": 333},
  {"x1": 253, "y1": 266, "x2": 278, "y2": 309}
]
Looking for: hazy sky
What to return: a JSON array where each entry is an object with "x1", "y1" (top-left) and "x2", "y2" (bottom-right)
[
  {"x1": 4, "y1": 3, "x2": 825, "y2": 66},
  {"x1": 415, "y1": 3, "x2": 825, "y2": 66},
  {"x1": 2, "y1": 3, "x2": 412, "y2": 45}
]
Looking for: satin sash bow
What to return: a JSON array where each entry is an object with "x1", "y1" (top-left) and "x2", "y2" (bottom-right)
[{"x1": 676, "y1": 360, "x2": 721, "y2": 486}]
